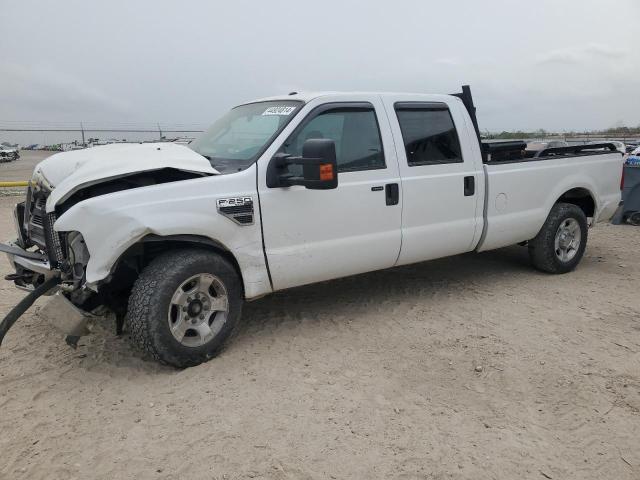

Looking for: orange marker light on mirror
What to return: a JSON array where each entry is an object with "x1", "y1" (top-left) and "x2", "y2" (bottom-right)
[{"x1": 319, "y1": 163, "x2": 334, "y2": 181}]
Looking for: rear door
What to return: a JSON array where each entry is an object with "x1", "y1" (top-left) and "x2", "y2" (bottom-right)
[
  {"x1": 257, "y1": 96, "x2": 402, "y2": 291},
  {"x1": 382, "y1": 96, "x2": 483, "y2": 265}
]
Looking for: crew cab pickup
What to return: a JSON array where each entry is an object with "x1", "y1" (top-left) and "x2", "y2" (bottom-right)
[{"x1": 1, "y1": 86, "x2": 623, "y2": 367}]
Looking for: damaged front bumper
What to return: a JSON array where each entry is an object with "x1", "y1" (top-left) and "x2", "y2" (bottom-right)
[
  {"x1": 1, "y1": 240, "x2": 94, "y2": 344},
  {"x1": 2, "y1": 240, "x2": 57, "y2": 299},
  {"x1": 1, "y1": 185, "x2": 108, "y2": 348},
  {"x1": 1, "y1": 240, "x2": 55, "y2": 289}
]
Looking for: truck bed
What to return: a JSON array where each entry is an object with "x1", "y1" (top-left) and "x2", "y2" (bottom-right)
[
  {"x1": 481, "y1": 141, "x2": 619, "y2": 163},
  {"x1": 477, "y1": 149, "x2": 623, "y2": 251}
]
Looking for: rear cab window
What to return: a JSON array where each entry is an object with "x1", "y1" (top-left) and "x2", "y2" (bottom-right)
[{"x1": 394, "y1": 103, "x2": 463, "y2": 166}]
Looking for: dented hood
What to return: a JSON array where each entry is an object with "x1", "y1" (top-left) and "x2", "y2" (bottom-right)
[{"x1": 36, "y1": 143, "x2": 218, "y2": 210}]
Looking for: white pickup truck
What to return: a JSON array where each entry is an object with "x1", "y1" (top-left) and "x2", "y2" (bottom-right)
[{"x1": 1, "y1": 86, "x2": 623, "y2": 367}]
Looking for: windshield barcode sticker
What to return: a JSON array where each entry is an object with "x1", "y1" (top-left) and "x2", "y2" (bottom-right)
[{"x1": 262, "y1": 106, "x2": 296, "y2": 116}]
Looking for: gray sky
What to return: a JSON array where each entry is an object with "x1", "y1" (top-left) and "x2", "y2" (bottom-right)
[{"x1": 1, "y1": 0, "x2": 639, "y2": 136}]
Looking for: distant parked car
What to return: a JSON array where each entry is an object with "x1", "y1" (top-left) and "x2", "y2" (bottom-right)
[
  {"x1": 625, "y1": 146, "x2": 640, "y2": 166},
  {"x1": 525, "y1": 140, "x2": 569, "y2": 157},
  {"x1": 0, "y1": 147, "x2": 19, "y2": 162},
  {"x1": 43, "y1": 144, "x2": 63, "y2": 151},
  {"x1": 626, "y1": 143, "x2": 639, "y2": 154}
]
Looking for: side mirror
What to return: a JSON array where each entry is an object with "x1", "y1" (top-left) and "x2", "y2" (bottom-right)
[{"x1": 266, "y1": 138, "x2": 338, "y2": 190}]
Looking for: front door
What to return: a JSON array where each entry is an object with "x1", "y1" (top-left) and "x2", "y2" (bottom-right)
[{"x1": 257, "y1": 97, "x2": 402, "y2": 291}]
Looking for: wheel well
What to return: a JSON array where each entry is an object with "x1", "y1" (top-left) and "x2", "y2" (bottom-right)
[
  {"x1": 106, "y1": 235, "x2": 244, "y2": 297},
  {"x1": 556, "y1": 188, "x2": 595, "y2": 218}
]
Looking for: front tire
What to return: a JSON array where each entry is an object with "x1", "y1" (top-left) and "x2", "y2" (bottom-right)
[
  {"x1": 128, "y1": 249, "x2": 243, "y2": 367},
  {"x1": 528, "y1": 203, "x2": 588, "y2": 274}
]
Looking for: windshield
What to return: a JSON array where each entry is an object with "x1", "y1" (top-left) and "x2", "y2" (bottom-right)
[{"x1": 190, "y1": 100, "x2": 302, "y2": 173}]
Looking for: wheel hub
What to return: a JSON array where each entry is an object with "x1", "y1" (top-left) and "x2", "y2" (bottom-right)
[
  {"x1": 554, "y1": 218, "x2": 581, "y2": 263},
  {"x1": 558, "y1": 232, "x2": 572, "y2": 248},
  {"x1": 187, "y1": 299, "x2": 204, "y2": 317},
  {"x1": 167, "y1": 273, "x2": 229, "y2": 348}
]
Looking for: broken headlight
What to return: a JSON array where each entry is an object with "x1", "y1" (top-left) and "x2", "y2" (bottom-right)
[
  {"x1": 66, "y1": 232, "x2": 90, "y2": 285},
  {"x1": 13, "y1": 202, "x2": 26, "y2": 248}
]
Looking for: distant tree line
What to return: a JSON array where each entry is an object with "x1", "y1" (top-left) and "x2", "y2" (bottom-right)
[{"x1": 484, "y1": 124, "x2": 640, "y2": 139}]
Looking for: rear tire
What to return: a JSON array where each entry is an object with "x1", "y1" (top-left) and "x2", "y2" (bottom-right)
[
  {"x1": 128, "y1": 249, "x2": 243, "y2": 368},
  {"x1": 528, "y1": 203, "x2": 588, "y2": 274}
]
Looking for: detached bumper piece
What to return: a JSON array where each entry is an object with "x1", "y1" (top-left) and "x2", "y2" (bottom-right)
[{"x1": 37, "y1": 291, "x2": 94, "y2": 337}]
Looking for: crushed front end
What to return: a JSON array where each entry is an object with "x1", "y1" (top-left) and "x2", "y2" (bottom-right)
[
  {"x1": 1, "y1": 181, "x2": 97, "y2": 344},
  {"x1": 6, "y1": 181, "x2": 61, "y2": 288}
]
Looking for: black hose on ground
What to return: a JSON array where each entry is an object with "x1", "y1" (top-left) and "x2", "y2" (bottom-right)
[{"x1": 0, "y1": 277, "x2": 61, "y2": 347}]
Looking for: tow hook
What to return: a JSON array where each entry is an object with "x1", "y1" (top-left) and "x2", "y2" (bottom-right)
[{"x1": 0, "y1": 277, "x2": 61, "y2": 347}]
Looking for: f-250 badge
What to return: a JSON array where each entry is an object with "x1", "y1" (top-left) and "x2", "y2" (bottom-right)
[{"x1": 216, "y1": 197, "x2": 254, "y2": 225}]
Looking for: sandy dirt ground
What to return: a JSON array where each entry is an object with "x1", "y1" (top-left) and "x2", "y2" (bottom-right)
[{"x1": 0, "y1": 193, "x2": 639, "y2": 480}]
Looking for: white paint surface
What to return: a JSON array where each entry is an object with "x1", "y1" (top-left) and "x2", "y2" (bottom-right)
[{"x1": 12, "y1": 92, "x2": 623, "y2": 300}]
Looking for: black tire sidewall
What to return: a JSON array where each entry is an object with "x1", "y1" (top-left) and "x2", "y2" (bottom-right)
[
  {"x1": 532, "y1": 203, "x2": 588, "y2": 273},
  {"x1": 131, "y1": 250, "x2": 243, "y2": 367}
]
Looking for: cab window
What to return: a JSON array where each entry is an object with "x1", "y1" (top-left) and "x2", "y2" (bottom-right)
[
  {"x1": 395, "y1": 104, "x2": 463, "y2": 166},
  {"x1": 280, "y1": 105, "x2": 385, "y2": 172}
]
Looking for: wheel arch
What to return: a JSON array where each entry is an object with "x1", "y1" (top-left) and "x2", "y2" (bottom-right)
[
  {"x1": 107, "y1": 234, "x2": 245, "y2": 297},
  {"x1": 554, "y1": 187, "x2": 596, "y2": 219}
]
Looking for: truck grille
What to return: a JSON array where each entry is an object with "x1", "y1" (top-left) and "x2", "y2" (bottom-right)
[
  {"x1": 23, "y1": 185, "x2": 66, "y2": 266},
  {"x1": 31, "y1": 214, "x2": 44, "y2": 226},
  {"x1": 44, "y1": 211, "x2": 66, "y2": 265}
]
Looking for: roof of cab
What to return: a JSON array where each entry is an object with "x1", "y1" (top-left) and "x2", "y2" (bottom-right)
[
  {"x1": 243, "y1": 91, "x2": 461, "y2": 105},
  {"x1": 244, "y1": 92, "x2": 340, "y2": 104}
]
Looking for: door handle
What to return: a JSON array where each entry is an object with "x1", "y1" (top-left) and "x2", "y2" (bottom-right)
[
  {"x1": 385, "y1": 183, "x2": 399, "y2": 206},
  {"x1": 464, "y1": 176, "x2": 475, "y2": 196}
]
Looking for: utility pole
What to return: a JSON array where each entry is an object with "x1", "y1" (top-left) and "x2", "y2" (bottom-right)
[
  {"x1": 158, "y1": 122, "x2": 163, "y2": 140},
  {"x1": 80, "y1": 122, "x2": 85, "y2": 146}
]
